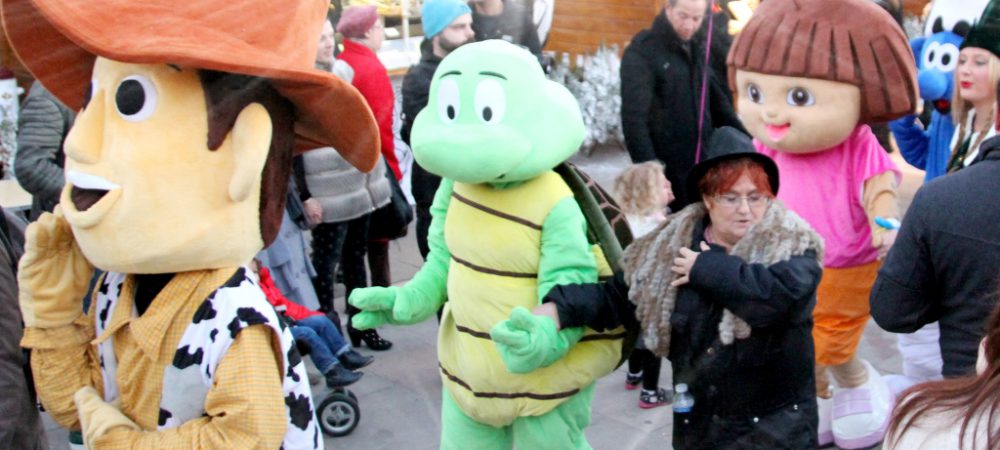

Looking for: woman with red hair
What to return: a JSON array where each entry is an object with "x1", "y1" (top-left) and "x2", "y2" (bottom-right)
[{"x1": 494, "y1": 127, "x2": 825, "y2": 448}]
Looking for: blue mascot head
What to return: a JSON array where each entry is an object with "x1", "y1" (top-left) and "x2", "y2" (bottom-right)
[{"x1": 915, "y1": 0, "x2": 990, "y2": 113}]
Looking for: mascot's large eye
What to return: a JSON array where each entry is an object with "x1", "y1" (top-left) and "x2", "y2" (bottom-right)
[
  {"x1": 746, "y1": 83, "x2": 763, "y2": 104},
  {"x1": 115, "y1": 75, "x2": 158, "y2": 122},
  {"x1": 923, "y1": 41, "x2": 941, "y2": 69},
  {"x1": 786, "y1": 87, "x2": 815, "y2": 107},
  {"x1": 473, "y1": 79, "x2": 506, "y2": 124},
  {"x1": 937, "y1": 43, "x2": 960, "y2": 72},
  {"x1": 437, "y1": 78, "x2": 461, "y2": 124}
]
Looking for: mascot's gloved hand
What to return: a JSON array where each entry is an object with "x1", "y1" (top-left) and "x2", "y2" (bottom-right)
[
  {"x1": 74, "y1": 386, "x2": 140, "y2": 448},
  {"x1": 490, "y1": 306, "x2": 584, "y2": 374},
  {"x1": 349, "y1": 282, "x2": 444, "y2": 330},
  {"x1": 18, "y1": 207, "x2": 93, "y2": 328}
]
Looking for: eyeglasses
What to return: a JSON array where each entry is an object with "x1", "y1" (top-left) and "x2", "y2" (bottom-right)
[{"x1": 713, "y1": 193, "x2": 771, "y2": 209}]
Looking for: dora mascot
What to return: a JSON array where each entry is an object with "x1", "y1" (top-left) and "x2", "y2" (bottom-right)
[{"x1": 728, "y1": 0, "x2": 918, "y2": 448}]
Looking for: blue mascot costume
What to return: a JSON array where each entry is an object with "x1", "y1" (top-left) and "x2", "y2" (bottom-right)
[{"x1": 890, "y1": 0, "x2": 988, "y2": 182}]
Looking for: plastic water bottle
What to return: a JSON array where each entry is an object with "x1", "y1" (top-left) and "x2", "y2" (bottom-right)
[{"x1": 673, "y1": 383, "x2": 694, "y2": 414}]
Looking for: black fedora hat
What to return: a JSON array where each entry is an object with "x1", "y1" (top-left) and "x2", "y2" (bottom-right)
[{"x1": 685, "y1": 127, "x2": 780, "y2": 204}]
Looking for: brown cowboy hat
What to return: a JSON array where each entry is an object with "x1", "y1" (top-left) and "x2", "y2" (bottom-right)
[{"x1": 1, "y1": 0, "x2": 379, "y2": 171}]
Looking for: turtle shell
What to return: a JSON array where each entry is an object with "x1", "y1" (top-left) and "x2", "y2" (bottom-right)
[{"x1": 554, "y1": 161, "x2": 637, "y2": 368}]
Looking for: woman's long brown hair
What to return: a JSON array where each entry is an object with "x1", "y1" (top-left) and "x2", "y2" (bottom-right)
[{"x1": 886, "y1": 300, "x2": 1000, "y2": 449}]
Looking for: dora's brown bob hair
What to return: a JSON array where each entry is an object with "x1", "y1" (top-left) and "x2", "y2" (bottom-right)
[{"x1": 727, "y1": 0, "x2": 918, "y2": 123}]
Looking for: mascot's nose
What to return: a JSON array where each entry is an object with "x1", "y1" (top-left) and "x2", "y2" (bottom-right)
[{"x1": 918, "y1": 70, "x2": 949, "y2": 101}]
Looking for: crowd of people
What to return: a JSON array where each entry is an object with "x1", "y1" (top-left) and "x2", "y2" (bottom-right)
[{"x1": 2, "y1": 0, "x2": 1000, "y2": 449}]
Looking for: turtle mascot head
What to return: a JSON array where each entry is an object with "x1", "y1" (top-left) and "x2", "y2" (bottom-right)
[{"x1": 411, "y1": 40, "x2": 585, "y2": 184}]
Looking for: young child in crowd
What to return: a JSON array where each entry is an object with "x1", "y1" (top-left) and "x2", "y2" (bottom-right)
[
  {"x1": 613, "y1": 161, "x2": 674, "y2": 408},
  {"x1": 250, "y1": 259, "x2": 374, "y2": 388}
]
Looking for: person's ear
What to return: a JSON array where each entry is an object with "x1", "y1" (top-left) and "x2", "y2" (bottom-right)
[{"x1": 228, "y1": 103, "x2": 272, "y2": 203}]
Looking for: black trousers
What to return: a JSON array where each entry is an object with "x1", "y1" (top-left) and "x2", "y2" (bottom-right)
[
  {"x1": 311, "y1": 214, "x2": 371, "y2": 333},
  {"x1": 628, "y1": 348, "x2": 663, "y2": 391}
]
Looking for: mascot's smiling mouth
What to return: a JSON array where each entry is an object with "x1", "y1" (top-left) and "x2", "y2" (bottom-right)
[{"x1": 67, "y1": 170, "x2": 119, "y2": 212}]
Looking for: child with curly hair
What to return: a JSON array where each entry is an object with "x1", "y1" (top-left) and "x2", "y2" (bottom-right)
[{"x1": 613, "y1": 161, "x2": 674, "y2": 408}]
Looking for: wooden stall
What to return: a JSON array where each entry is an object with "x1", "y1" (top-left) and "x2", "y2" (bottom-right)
[
  {"x1": 545, "y1": 0, "x2": 657, "y2": 58},
  {"x1": 544, "y1": 0, "x2": 934, "y2": 61}
]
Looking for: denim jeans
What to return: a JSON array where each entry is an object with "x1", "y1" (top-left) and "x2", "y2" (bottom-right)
[{"x1": 292, "y1": 315, "x2": 351, "y2": 374}]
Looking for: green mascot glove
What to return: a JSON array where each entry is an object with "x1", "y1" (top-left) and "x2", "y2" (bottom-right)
[
  {"x1": 490, "y1": 306, "x2": 584, "y2": 374},
  {"x1": 349, "y1": 281, "x2": 445, "y2": 330}
]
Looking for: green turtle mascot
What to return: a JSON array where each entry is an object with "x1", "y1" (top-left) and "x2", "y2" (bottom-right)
[{"x1": 349, "y1": 40, "x2": 626, "y2": 449}]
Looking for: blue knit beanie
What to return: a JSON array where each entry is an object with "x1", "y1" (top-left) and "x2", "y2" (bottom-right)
[{"x1": 422, "y1": 0, "x2": 471, "y2": 38}]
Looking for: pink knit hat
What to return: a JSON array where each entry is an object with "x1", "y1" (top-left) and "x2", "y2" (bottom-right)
[{"x1": 337, "y1": 5, "x2": 379, "y2": 39}]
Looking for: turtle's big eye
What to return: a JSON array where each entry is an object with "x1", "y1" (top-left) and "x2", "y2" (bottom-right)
[
  {"x1": 473, "y1": 79, "x2": 506, "y2": 125},
  {"x1": 115, "y1": 75, "x2": 157, "y2": 122},
  {"x1": 437, "y1": 78, "x2": 461, "y2": 124}
]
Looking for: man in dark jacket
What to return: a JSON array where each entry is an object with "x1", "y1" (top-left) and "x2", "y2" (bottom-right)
[
  {"x1": 402, "y1": 0, "x2": 474, "y2": 258},
  {"x1": 14, "y1": 82, "x2": 75, "y2": 221},
  {"x1": 470, "y1": 0, "x2": 541, "y2": 56},
  {"x1": 0, "y1": 205, "x2": 48, "y2": 450},
  {"x1": 620, "y1": 0, "x2": 744, "y2": 208},
  {"x1": 871, "y1": 101, "x2": 1000, "y2": 378}
]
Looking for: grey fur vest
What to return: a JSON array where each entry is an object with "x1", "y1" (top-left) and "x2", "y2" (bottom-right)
[
  {"x1": 621, "y1": 201, "x2": 824, "y2": 357},
  {"x1": 303, "y1": 147, "x2": 391, "y2": 223}
]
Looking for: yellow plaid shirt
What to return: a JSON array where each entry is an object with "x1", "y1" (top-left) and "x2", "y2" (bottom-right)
[{"x1": 22, "y1": 268, "x2": 288, "y2": 449}]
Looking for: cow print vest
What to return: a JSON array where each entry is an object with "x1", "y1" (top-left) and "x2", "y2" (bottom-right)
[{"x1": 94, "y1": 268, "x2": 322, "y2": 449}]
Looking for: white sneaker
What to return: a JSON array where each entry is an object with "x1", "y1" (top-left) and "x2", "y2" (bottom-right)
[
  {"x1": 817, "y1": 395, "x2": 834, "y2": 447},
  {"x1": 831, "y1": 360, "x2": 895, "y2": 449}
]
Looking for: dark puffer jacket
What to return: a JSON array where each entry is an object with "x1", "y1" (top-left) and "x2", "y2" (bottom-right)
[{"x1": 14, "y1": 82, "x2": 75, "y2": 220}]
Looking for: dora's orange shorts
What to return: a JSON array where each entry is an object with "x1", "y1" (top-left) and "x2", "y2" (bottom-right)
[{"x1": 812, "y1": 260, "x2": 881, "y2": 366}]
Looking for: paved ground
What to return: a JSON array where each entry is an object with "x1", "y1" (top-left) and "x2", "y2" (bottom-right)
[{"x1": 43, "y1": 144, "x2": 924, "y2": 450}]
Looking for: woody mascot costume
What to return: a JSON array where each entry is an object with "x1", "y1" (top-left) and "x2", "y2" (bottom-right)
[
  {"x1": 727, "y1": 0, "x2": 918, "y2": 448},
  {"x1": 4, "y1": 0, "x2": 379, "y2": 448}
]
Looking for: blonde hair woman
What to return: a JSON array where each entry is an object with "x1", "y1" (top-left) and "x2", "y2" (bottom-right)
[{"x1": 948, "y1": 7, "x2": 1000, "y2": 172}]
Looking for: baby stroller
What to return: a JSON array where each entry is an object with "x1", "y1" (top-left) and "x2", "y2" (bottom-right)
[{"x1": 296, "y1": 339, "x2": 361, "y2": 437}]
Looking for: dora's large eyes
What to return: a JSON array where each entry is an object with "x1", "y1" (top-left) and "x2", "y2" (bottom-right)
[
  {"x1": 437, "y1": 78, "x2": 461, "y2": 124},
  {"x1": 747, "y1": 83, "x2": 763, "y2": 104},
  {"x1": 786, "y1": 87, "x2": 815, "y2": 107},
  {"x1": 115, "y1": 75, "x2": 158, "y2": 122},
  {"x1": 473, "y1": 79, "x2": 506, "y2": 124}
]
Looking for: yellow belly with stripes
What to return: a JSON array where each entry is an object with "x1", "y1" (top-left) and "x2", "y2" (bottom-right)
[{"x1": 438, "y1": 173, "x2": 623, "y2": 427}]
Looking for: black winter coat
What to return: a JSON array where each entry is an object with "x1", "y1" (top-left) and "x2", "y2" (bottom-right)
[
  {"x1": 547, "y1": 221, "x2": 822, "y2": 449},
  {"x1": 620, "y1": 12, "x2": 744, "y2": 208},
  {"x1": 401, "y1": 48, "x2": 443, "y2": 208},
  {"x1": 871, "y1": 135, "x2": 1000, "y2": 377}
]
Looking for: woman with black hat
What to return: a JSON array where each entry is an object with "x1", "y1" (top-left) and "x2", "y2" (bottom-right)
[
  {"x1": 495, "y1": 126, "x2": 825, "y2": 449},
  {"x1": 947, "y1": 0, "x2": 1000, "y2": 172}
]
